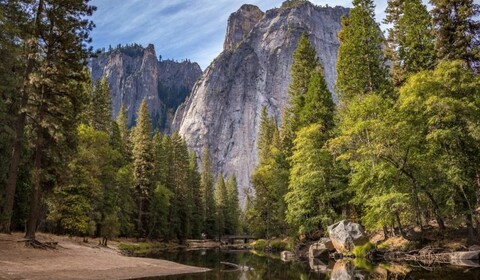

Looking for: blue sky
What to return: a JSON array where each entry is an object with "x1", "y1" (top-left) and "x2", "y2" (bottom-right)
[{"x1": 90, "y1": 0, "x2": 390, "y2": 70}]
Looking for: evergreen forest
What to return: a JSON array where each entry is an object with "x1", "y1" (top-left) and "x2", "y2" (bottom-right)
[{"x1": 0, "y1": 0, "x2": 480, "y2": 247}]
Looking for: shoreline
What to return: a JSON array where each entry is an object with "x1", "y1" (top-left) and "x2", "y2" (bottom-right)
[{"x1": 0, "y1": 232, "x2": 209, "y2": 280}]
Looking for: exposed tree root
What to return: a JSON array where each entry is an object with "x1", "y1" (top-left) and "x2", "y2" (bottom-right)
[{"x1": 21, "y1": 239, "x2": 57, "y2": 249}]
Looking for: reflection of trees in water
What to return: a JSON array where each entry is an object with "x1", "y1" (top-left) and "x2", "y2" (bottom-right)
[{"x1": 141, "y1": 250, "x2": 480, "y2": 280}]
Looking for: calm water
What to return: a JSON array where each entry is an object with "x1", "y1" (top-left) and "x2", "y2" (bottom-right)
[{"x1": 137, "y1": 249, "x2": 480, "y2": 280}]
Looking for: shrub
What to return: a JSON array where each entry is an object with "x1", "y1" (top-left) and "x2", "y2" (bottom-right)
[
  {"x1": 269, "y1": 240, "x2": 288, "y2": 252},
  {"x1": 352, "y1": 242, "x2": 374, "y2": 258},
  {"x1": 251, "y1": 239, "x2": 268, "y2": 251}
]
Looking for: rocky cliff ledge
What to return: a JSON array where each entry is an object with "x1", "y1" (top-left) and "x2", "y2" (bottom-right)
[
  {"x1": 174, "y1": 1, "x2": 349, "y2": 198},
  {"x1": 90, "y1": 44, "x2": 202, "y2": 131}
]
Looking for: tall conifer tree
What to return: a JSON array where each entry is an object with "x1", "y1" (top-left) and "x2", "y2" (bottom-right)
[
  {"x1": 384, "y1": 0, "x2": 436, "y2": 85},
  {"x1": 200, "y1": 148, "x2": 216, "y2": 238},
  {"x1": 430, "y1": 0, "x2": 480, "y2": 72},
  {"x1": 131, "y1": 99, "x2": 153, "y2": 237},
  {"x1": 214, "y1": 174, "x2": 227, "y2": 238},
  {"x1": 336, "y1": 0, "x2": 390, "y2": 103},
  {"x1": 225, "y1": 174, "x2": 240, "y2": 235}
]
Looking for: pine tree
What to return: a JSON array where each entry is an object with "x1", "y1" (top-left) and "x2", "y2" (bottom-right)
[
  {"x1": 131, "y1": 99, "x2": 153, "y2": 237},
  {"x1": 88, "y1": 75, "x2": 112, "y2": 132},
  {"x1": 149, "y1": 132, "x2": 167, "y2": 238},
  {"x1": 214, "y1": 174, "x2": 227, "y2": 238},
  {"x1": 24, "y1": 0, "x2": 96, "y2": 240},
  {"x1": 251, "y1": 109, "x2": 288, "y2": 237},
  {"x1": 282, "y1": 32, "x2": 318, "y2": 156},
  {"x1": 200, "y1": 148, "x2": 216, "y2": 238},
  {"x1": 49, "y1": 125, "x2": 118, "y2": 239},
  {"x1": 430, "y1": 0, "x2": 480, "y2": 72},
  {"x1": 384, "y1": 0, "x2": 436, "y2": 85},
  {"x1": 285, "y1": 58, "x2": 340, "y2": 236},
  {"x1": 116, "y1": 103, "x2": 130, "y2": 157},
  {"x1": 225, "y1": 174, "x2": 240, "y2": 235},
  {"x1": 1, "y1": 0, "x2": 95, "y2": 236},
  {"x1": 170, "y1": 133, "x2": 190, "y2": 241},
  {"x1": 336, "y1": 0, "x2": 390, "y2": 103},
  {"x1": 299, "y1": 66, "x2": 335, "y2": 131},
  {"x1": 0, "y1": 0, "x2": 25, "y2": 232},
  {"x1": 188, "y1": 152, "x2": 203, "y2": 238},
  {"x1": 285, "y1": 124, "x2": 339, "y2": 235}
]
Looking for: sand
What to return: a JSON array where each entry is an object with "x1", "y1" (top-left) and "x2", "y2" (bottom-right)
[{"x1": 0, "y1": 232, "x2": 209, "y2": 280}]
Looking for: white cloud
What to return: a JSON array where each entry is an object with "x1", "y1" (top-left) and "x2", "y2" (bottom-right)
[{"x1": 89, "y1": 0, "x2": 398, "y2": 69}]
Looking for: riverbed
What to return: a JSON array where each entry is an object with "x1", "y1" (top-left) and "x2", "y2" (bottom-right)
[{"x1": 139, "y1": 249, "x2": 480, "y2": 280}]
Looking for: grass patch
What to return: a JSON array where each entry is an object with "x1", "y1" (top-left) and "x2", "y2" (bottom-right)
[
  {"x1": 250, "y1": 238, "x2": 292, "y2": 252},
  {"x1": 118, "y1": 242, "x2": 166, "y2": 256},
  {"x1": 352, "y1": 242, "x2": 374, "y2": 258},
  {"x1": 269, "y1": 240, "x2": 287, "y2": 252},
  {"x1": 251, "y1": 239, "x2": 268, "y2": 251},
  {"x1": 377, "y1": 242, "x2": 390, "y2": 250},
  {"x1": 353, "y1": 258, "x2": 374, "y2": 272}
]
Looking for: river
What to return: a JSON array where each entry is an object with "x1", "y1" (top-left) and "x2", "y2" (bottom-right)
[{"x1": 137, "y1": 249, "x2": 480, "y2": 279}]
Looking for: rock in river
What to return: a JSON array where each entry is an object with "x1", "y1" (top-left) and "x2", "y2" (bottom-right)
[{"x1": 327, "y1": 220, "x2": 367, "y2": 253}]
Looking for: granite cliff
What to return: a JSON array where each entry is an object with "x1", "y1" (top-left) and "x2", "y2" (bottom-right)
[
  {"x1": 90, "y1": 44, "x2": 202, "y2": 131},
  {"x1": 173, "y1": 1, "x2": 349, "y2": 197}
]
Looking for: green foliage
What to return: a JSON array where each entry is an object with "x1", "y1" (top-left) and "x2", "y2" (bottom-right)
[
  {"x1": 285, "y1": 124, "x2": 341, "y2": 235},
  {"x1": 131, "y1": 99, "x2": 154, "y2": 236},
  {"x1": 188, "y1": 152, "x2": 203, "y2": 238},
  {"x1": 282, "y1": 32, "x2": 318, "y2": 155},
  {"x1": 251, "y1": 239, "x2": 268, "y2": 251},
  {"x1": 353, "y1": 242, "x2": 374, "y2": 258},
  {"x1": 88, "y1": 76, "x2": 112, "y2": 132},
  {"x1": 200, "y1": 148, "x2": 216, "y2": 238},
  {"x1": 49, "y1": 124, "x2": 120, "y2": 236},
  {"x1": 336, "y1": 0, "x2": 390, "y2": 103},
  {"x1": 149, "y1": 183, "x2": 172, "y2": 239},
  {"x1": 431, "y1": 0, "x2": 480, "y2": 72},
  {"x1": 225, "y1": 174, "x2": 240, "y2": 235},
  {"x1": 269, "y1": 239, "x2": 289, "y2": 252},
  {"x1": 283, "y1": 34, "x2": 343, "y2": 237},
  {"x1": 214, "y1": 174, "x2": 227, "y2": 237},
  {"x1": 118, "y1": 241, "x2": 167, "y2": 256},
  {"x1": 384, "y1": 0, "x2": 436, "y2": 85},
  {"x1": 281, "y1": 0, "x2": 308, "y2": 9},
  {"x1": 353, "y1": 258, "x2": 374, "y2": 272},
  {"x1": 397, "y1": 60, "x2": 480, "y2": 232},
  {"x1": 299, "y1": 66, "x2": 335, "y2": 130},
  {"x1": 248, "y1": 108, "x2": 288, "y2": 238}
]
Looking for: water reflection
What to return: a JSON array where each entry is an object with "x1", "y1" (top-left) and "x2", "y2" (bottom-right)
[{"x1": 136, "y1": 249, "x2": 480, "y2": 280}]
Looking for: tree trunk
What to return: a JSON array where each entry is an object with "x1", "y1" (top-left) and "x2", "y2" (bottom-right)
[
  {"x1": 395, "y1": 211, "x2": 406, "y2": 238},
  {"x1": 25, "y1": 141, "x2": 43, "y2": 240},
  {"x1": 0, "y1": 0, "x2": 45, "y2": 233},
  {"x1": 383, "y1": 225, "x2": 389, "y2": 239},
  {"x1": 137, "y1": 196, "x2": 143, "y2": 238},
  {"x1": 25, "y1": 79, "x2": 46, "y2": 240},
  {"x1": 424, "y1": 191, "x2": 446, "y2": 230}
]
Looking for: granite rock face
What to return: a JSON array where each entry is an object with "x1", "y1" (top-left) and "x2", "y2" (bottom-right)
[
  {"x1": 90, "y1": 44, "x2": 202, "y2": 131},
  {"x1": 224, "y1": 4, "x2": 265, "y2": 50},
  {"x1": 174, "y1": 1, "x2": 349, "y2": 197}
]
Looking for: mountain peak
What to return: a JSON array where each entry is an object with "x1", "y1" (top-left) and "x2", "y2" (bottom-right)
[{"x1": 223, "y1": 4, "x2": 264, "y2": 50}]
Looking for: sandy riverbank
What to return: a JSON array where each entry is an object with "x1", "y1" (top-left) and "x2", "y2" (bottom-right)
[{"x1": 0, "y1": 232, "x2": 209, "y2": 280}]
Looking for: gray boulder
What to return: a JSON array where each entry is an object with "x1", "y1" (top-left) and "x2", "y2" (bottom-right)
[
  {"x1": 280, "y1": 250, "x2": 296, "y2": 262},
  {"x1": 309, "y1": 237, "x2": 335, "y2": 259},
  {"x1": 327, "y1": 220, "x2": 367, "y2": 253}
]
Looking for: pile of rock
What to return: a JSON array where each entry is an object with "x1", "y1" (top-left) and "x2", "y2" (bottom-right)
[{"x1": 281, "y1": 220, "x2": 368, "y2": 267}]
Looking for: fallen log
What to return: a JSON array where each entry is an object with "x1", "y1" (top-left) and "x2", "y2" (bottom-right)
[{"x1": 220, "y1": 261, "x2": 254, "y2": 271}]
